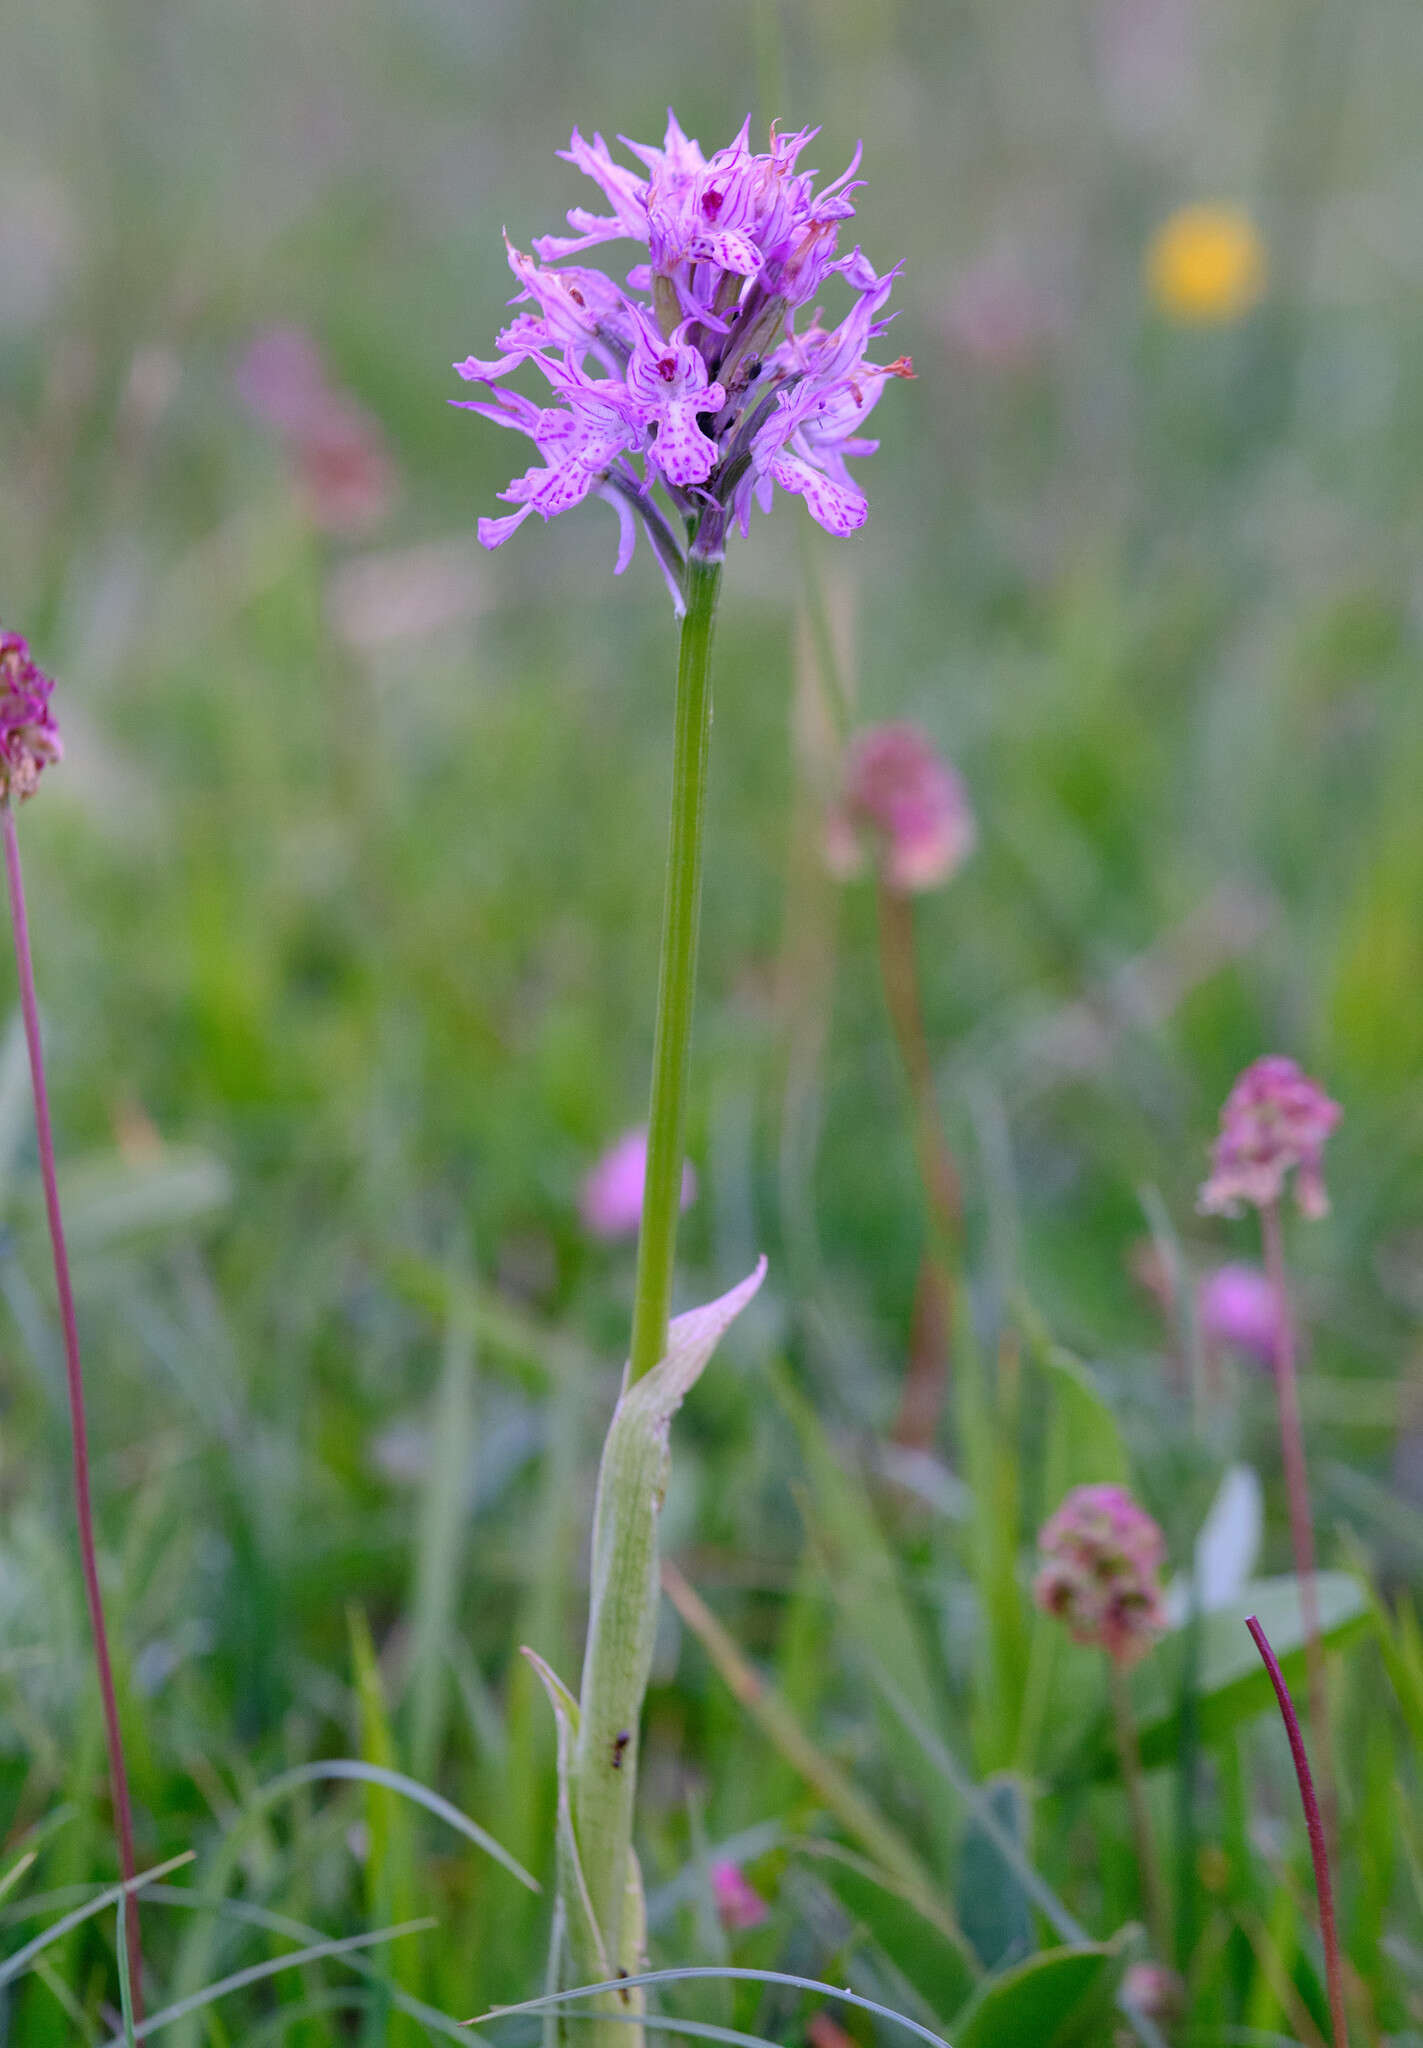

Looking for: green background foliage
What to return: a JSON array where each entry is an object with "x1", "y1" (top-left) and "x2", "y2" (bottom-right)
[{"x1": 0, "y1": 0, "x2": 1420, "y2": 2039}]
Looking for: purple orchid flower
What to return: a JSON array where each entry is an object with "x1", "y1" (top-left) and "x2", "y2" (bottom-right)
[{"x1": 452, "y1": 112, "x2": 911, "y2": 604}]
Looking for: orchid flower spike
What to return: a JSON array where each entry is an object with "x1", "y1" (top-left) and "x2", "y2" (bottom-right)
[
  {"x1": 1034, "y1": 1482, "x2": 1168, "y2": 1668},
  {"x1": 452, "y1": 114, "x2": 911, "y2": 601},
  {"x1": 1199, "y1": 1056, "x2": 1341, "y2": 1221},
  {"x1": 0, "y1": 631, "x2": 62, "y2": 803},
  {"x1": 825, "y1": 722, "x2": 975, "y2": 893}
]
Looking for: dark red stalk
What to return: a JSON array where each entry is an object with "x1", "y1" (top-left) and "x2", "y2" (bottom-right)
[
  {"x1": 1246, "y1": 1613, "x2": 1348, "y2": 2048},
  {"x1": 1, "y1": 801, "x2": 143, "y2": 2016},
  {"x1": 874, "y1": 876, "x2": 962, "y2": 1448},
  {"x1": 1259, "y1": 1197, "x2": 1334, "y2": 1845}
]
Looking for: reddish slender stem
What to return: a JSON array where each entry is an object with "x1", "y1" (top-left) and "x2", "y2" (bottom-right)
[
  {"x1": 2, "y1": 801, "x2": 143, "y2": 2015},
  {"x1": 1246, "y1": 1614, "x2": 1348, "y2": 2048},
  {"x1": 1259, "y1": 1198, "x2": 1334, "y2": 1844},
  {"x1": 874, "y1": 877, "x2": 961, "y2": 1448}
]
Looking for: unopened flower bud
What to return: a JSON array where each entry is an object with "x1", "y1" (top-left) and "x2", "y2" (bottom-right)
[{"x1": 1198, "y1": 1261, "x2": 1281, "y2": 1366}]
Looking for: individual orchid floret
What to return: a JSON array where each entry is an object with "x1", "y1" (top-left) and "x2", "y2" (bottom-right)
[
  {"x1": 1198, "y1": 1056, "x2": 1342, "y2": 1221},
  {"x1": 1034, "y1": 1483, "x2": 1168, "y2": 1668},
  {"x1": 1198, "y1": 1261, "x2": 1282, "y2": 1367},
  {"x1": 580, "y1": 1126, "x2": 697, "y2": 1242},
  {"x1": 711, "y1": 1859, "x2": 770, "y2": 1932},
  {"x1": 0, "y1": 630, "x2": 62, "y2": 803},
  {"x1": 453, "y1": 112, "x2": 908, "y2": 587},
  {"x1": 825, "y1": 723, "x2": 976, "y2": 893},
  {"x1": 624, "y1": 317, "x2": 725, "y2": 487},
  {"x1": 460, "y1": 368, "x2": 642, "y2": 552}
]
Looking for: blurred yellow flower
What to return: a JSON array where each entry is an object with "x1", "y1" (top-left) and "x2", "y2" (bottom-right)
[{"x1": 1145, "y1": 205, "x2": 1265, "y2": 324}]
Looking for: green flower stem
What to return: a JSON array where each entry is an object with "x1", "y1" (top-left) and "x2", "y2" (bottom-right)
[
  {"x1": 551, "y1": 546, "x2": 726, "y2": 2042},
  {"x1": 627, "y1": 549, "x2": 723, "y2": 1385}
]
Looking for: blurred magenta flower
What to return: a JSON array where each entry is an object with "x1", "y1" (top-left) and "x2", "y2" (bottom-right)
[
  {"x1": 1121, "y1": 1962, "x2": 1185, "y2": 2026},
  {"x1": 1198, "y1": 1261, "x2": 1281, "y2": 1365},
  {"x1": 0, "y1": 630, "x2": 62, "y2": 802},
  {"x1": 238, "y1": 325, "x2": 396, "y2": 534},
  {"x1": 1034, "y1": 1482, "x2": 1168, "y2": 1667},
  {"x1": 453, "y1": 113, "x2": 912, "y2": 592},
  {"x1": 580, "y1": 1126, "x2": 696, "y2": 1241},
  {"x1": 710, "y1": 1859, "x2": 769, "y2": 1932},
  {"x1": 825, "y1": 723, "x2": 975, "y2": 894},
  {"x1": 1199, "y1": 1056, "x2": 1341, "y2": 1221}
]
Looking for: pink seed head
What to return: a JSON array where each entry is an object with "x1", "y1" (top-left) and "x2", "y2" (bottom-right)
[
  {"x1": 1198, "y1": 1055, "x2": 1341, "y2": 1220},
  {"x1": 578, "y1": 1126, "x2": 696, "y2": 1241},
  {"x1": 0, "y1": 629, "x2": 62, "y2": 803},
  {"x1": 826, "y1": 722, "x2": 976, "y2": 894},
  {"x1": 1034, "y1": 1482, "x2": 1168, "y2": 1668},
  {"x1": 710, "y1": 1859, "x2": 769, "y2": 1931},
  {"x1": 1197, "y1": 1260, "x2": 1281, "y2": 1366}
]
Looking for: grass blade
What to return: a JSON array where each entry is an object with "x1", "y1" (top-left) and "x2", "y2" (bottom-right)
[
  {"x1": 97, "y1": 1920, "x2": 437, "y2": 2046},
  {"x1": 0, "y1": 1852, "x2": 195, "y2": 1993},
  {"x1": 477, "y1": 1964, "x2": 955, "y2": 2048}
]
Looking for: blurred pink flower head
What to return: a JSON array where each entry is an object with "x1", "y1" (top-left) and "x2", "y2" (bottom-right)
[
  {"x1": 1121, "y1": 1962, "x2": 1185, "y2": 2026},
  {"x1": 1198, "y1": 1056, "x2": 1341, "y2": 1221},
  {"x1": 826, "y1": 723, "x2": 975, "y2": 894},
  {"x1": 711, "y1": 1859, "x2": 769, "y2": 1932},
  {"x1": 1197, "y1": 1261, "x2": 1280, "y2": 1366},
  {"x1": 237, "y1": 325, "x2": 396, "y2": 534},
  {"x1": 1034, "y1": 1482, "x2": 1168, "y2": 1667},
  {"x1": 0, "y1": 629, "x2": 62, "y2": 803},
  {"x1": 579, "y1": 1126, "x2": 696, "y2": 1241},
  {"x1": 940, "y1": 243, "x2": 1069, "y2": 372}
]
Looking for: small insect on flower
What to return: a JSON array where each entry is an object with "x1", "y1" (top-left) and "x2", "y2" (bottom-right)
[
  {"x1": 1034, "y1": 1483, "x2": 1168, "y2": 1668},
  {"x1": 824, "y1": 722, "x2": 975, "y2": 894},
  {"x1": 0, "y1": 630, "x2": 62, "y2": 803},
  {"x1": 1198, "y1": 1056, "x2": 1341, "y2": 1221},
  {"x1": 452, "y1": 113, "x2": 911, "y2": 597},
  {"x1": 1145, "y1": 204, "x2": 1265, "y2": 325}
]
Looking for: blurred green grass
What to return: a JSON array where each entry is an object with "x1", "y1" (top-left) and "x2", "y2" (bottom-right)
[{"x1": 1, "y1": 0, "x2": 1422, "y2": 2037}]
